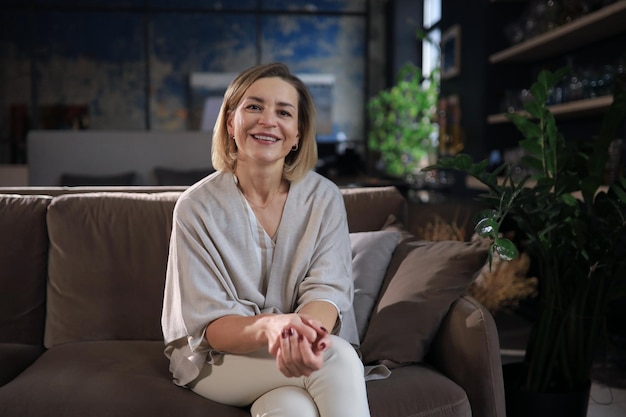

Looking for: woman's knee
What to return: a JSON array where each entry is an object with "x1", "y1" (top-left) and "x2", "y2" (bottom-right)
[
  {"x1": 306, "y1": 336, "x2": 370, "y2": 417},
  {"x1": 250, "y1": 386, "x2": 319, "y2": 417},
  {"x1": 324, "y1": 335, "x2": 363, "y2": 374}
]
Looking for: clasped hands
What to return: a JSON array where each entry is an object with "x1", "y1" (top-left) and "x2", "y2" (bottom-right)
[{"x1": 267, "y1": 313, "x2": 331, "y2": 378}]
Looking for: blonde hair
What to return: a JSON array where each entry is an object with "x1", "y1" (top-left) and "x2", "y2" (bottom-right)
[{"x1": 211, "y1": 62, "x2": 318, "y2": 182}]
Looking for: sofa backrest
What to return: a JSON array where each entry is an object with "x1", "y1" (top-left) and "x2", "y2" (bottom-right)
[
  {"x1": 341, "y1": 186, "x2": 407, "y2": 232},
  {"x1": 0, "y1": 194, "x2": 52, "y2": 345},
  {"x1": 44, "y1": 192, "x2": 181, "y2": 347},
  {"x1": 34, "y1": 186, "x2": 407, "y2": 347}
]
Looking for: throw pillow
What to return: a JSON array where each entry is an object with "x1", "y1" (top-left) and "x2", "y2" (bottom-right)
[
  {"x1": 359, "y1": 238, "x2": 489, "y2": 368},
  {"x1": 340, "y1": 230, "x2": 400, "y2": 346}
]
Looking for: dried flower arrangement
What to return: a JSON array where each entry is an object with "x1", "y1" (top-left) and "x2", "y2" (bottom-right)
[
  {"x1": 416, "y1": 213, "x2": 468, "y2": 242},
  {"x1": 471, "y1": 250, "x2": 538, "y2": 314},
  {"x1": 418, "y1": 214, "x2": 537, "y2": 314}
]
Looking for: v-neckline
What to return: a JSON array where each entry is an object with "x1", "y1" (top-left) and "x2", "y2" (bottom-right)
[
  {"x1": 235, "y1": 175, "x2": 291, "y2": 242},
  {"x1": 244, "y1": 200, "x2": 279, "y2": 243}
]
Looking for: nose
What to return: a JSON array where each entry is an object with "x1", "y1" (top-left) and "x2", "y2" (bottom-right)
[{"x1": 258, "y1": 109, "x2": 277, "y2": 126}]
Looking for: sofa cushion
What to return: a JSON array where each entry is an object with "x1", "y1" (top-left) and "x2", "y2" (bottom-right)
[
  {"x1": 347, "y1": 230, "x2": 400, "y2": 343},
  {"x1": 44, "y1": 192, "x2": 182, "y2": 347},
  {"x1": 0, "y1": 341, "x2": 249, "y2": 417},
  {"x1": 366, "y1": 364, "x2": 471, "y2": 417},
  {"x1": 0, "y1": 194, "x2": 52, "y2": 345},
  {"x1": 360, "y1": 238, "x2": 489, "y2": 367}
]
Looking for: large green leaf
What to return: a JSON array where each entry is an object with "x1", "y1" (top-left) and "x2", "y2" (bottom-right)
[
  {"x1": 494, "y1": 237, "x2": 519, "y2": 261},
  {"x1": 611, "y1": 179, "x2": 626, "y2": 204},
  {"x1": 509, "y1": 113, "x2": 541, "y2": 139},
  {"x1": 476, "y1": 218, "x2": 499, "y2": 239},
  {"x1": 524, "y1": 99, "x2": 543, "y2": 119}
]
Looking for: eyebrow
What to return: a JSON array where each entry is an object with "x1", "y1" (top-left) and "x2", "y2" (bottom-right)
[{"x1": 246, "y1": 95, "x2": 296, "y2": 110}]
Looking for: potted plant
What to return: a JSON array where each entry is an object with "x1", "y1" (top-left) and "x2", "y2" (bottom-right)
[
  {"x1": 429, "y1": 68, "x2": 626, "y2": 417},
  {"x1": 367, "y1": 63, "x2": 439, "y2": 181}
]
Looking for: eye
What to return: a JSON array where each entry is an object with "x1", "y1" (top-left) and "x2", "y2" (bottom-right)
[
  {"x1": 278, "y1": 110, "x2": 292, "y2": 117},
  {"x1": 246, "y1": 104, "x2": 262, "y2": 111}
]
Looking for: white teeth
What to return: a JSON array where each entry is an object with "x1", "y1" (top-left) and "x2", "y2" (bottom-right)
[{"x1": 254, "y1": 135, "x2": 277, "y2": 142}]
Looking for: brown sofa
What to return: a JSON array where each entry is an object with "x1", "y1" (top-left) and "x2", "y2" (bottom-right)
[{"x1": 0, "y1": 185, "x2": 505, "y2": 417}]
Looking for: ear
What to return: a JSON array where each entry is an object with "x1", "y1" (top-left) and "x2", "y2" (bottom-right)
[{"x1": 226, "y1": 112, "x2": 234, "y2": 136}]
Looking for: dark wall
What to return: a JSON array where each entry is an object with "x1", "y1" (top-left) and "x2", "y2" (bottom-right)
[{"x1": 439, "y1": 0, "x2": 491, "y2": 160}]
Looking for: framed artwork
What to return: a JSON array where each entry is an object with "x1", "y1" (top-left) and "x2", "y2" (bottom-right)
[
  {"x1": 437, "y1": 95, "x2": 463, "y2": 156},
  {"x1": 441, "y1": 25, "x2": 461, "y2": 80}
]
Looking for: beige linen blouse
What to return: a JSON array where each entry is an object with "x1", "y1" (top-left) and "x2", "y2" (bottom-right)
[{"x1": 161, "y1": 170, "x2": 354, "y2": 386}]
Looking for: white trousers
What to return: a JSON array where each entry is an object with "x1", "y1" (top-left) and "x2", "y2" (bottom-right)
[{"x1": 188, "y1": 335, "x2": 371, "y2": 417}]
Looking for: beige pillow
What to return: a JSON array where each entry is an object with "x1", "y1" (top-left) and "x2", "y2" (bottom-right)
[
  {"x1": 359, "y1": 238, "x2": 488, "y2": 367},
  {"x1": 345, "y1": 231, "x2": 400, "y2": 344}
]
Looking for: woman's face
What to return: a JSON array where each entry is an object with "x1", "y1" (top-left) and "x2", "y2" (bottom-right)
[{"x1": 228, "y1": 77, "x2": 300, "y2": 168}]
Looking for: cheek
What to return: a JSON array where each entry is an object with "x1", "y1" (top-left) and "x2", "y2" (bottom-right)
[
  {"x1": 231, "y1": 114, "x2": 247, "y2": 133},
  {"x1": 287, "y1": 120, "x2": 300, "y2": 137}
]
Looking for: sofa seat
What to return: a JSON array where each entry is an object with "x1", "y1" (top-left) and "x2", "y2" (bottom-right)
[
  {"x1": 0, "y1": 341, "x2": 249, "y2": 417},
  {"x1": 0, "y1": 343, "x2": 46, "y2": 386},
  {"x1": 0, "y1": 340, "x2": 470, "y2": 417},
  {"x1": 367, "y1": 365, "x2": 470, "y2": 417}
]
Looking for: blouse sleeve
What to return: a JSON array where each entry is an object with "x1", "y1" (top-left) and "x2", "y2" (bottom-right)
[
  {"x1": 162, "y1": 194, "x2": 259, "y2": 349},
  {"x1": 295, "y1": 186, "x2": 353, "y2": 333}
]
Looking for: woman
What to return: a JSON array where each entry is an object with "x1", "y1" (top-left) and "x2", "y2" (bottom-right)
[{"x1": 161, "y1": 62, "x2": 370, "y2": 417}]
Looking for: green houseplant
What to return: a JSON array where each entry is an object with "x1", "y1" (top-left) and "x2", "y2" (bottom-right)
[
  {"x1": 430, "y1": 68, "x2": 626, "y2": 413},
  {"x1": 367, "y1": 63, "x2": 439, "y2": 179}
]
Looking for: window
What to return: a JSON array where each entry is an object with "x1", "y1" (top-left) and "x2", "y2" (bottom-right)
[{"x1": 421, "y1": 0, "x2": 441, "y2": 78}]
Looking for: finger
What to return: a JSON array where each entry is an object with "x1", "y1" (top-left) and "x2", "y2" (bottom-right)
[
  {"x1": 298, "y1": 315, "x2": 328, "y2": 335},
  {"x1": 276, "y1": 348, "x2": 292, "y2": 378},
  {"x1": 282, "y1": 329, "x2": 317, "y2": 378},
  {"x1": 281, "y1": 327, "x2": 308, "y2": 377},
  {"x1": 296, "y1": 336, "x2": 323, "y2": 375},
  {"x1": 305, "y1": 323, "x2": 331, "y2": 344},
  {"x1": 289, "y1": 330, "x2": 318, "y2": 377},
  {"x1": 290, "y1": 321, "x2": 318, "y2": 344},
  {"x1": 277, "y1": 328, "x2": 295, "y2": 377},
  {"x1": 314, "y1": 333, "x2": 332, "y2": 354}
]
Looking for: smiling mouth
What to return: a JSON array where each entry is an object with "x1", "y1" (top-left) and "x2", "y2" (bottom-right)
[{"x1": 253, "y1": 134, "x2": 279, "y2": 143}]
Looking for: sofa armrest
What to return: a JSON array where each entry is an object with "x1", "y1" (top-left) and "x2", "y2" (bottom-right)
[{"x1": 428, "y1": 295, "x2": 506, "y2": 417}]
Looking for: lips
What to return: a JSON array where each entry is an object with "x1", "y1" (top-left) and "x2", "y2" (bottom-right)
[{"x1": 253, "y1": 134, "x2": 279, "y2": 143}]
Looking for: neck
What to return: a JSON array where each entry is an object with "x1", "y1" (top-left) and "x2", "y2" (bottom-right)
[{"x1": 235, "y1": 167, "x2": 286, "y2": 209}]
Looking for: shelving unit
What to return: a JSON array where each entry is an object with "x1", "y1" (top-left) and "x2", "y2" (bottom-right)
[
  {"x1": 489, "y1": 0, "x2": 626, "y2": 64},
  {"x1": 487, "y1": 95, "x2": 613, "y2": 124},
  {"x1": 486, "y1": 1, "x2": 625, "y2": 126},
  {"x1": 465, "y1": 175, "x2": 608, "y2": 198}
]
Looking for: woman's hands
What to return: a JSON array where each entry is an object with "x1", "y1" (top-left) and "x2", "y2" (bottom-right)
[
  {"x1": 265, "y1": 313, "x2": 332, "y2": 378},
  {"x1": 204, "y1": 301, "x2": 337, "y2": 378}
]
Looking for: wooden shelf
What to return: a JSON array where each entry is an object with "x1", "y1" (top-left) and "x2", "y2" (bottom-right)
[
  {"x1": 489, "y1": 0, "x2": 626, "y2": 63},
  {"x1": 465, "y1": 176, "x2": 608, "y2": 200},
  {"x1": 487, "y1": 95, "x2": 613, "y2": 124}
]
